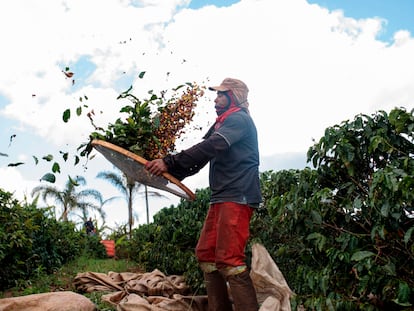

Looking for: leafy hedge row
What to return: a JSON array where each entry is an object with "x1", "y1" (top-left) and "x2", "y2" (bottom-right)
[
  {"x1": 0, "y1": 189, "x2": 106, "y2": 290},
  {"x1": 130, "y1": 108, "x2": 413, "y2": 310},
  {"x1": 127, "y1": 188, "x2": 210, "y2": 292}
]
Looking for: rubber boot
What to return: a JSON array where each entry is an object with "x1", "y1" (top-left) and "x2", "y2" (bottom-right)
[
  {"x1": 227, "y1": 270, "x2": 259, "y2": 311},
  {"x1": 204, "y1": 270, "x2": 233, "y2": 311}
]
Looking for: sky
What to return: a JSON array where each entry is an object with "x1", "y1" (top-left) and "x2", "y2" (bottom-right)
[{"x1": 1, "y1": 0, "x2": 414, "y2": 231}]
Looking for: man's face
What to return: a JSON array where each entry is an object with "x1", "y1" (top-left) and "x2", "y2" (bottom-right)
[{"x1": 214, "y1": 91, "x2": 230, "y2": 115}]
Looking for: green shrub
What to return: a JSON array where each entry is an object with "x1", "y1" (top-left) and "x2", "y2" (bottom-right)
[
  {"x1": 253, "y1": 108, "x2": 414, "y2": 310},
  {"x1": 0, "y1": 189, "x2": 103, "y2": 290},
  {"x1": 129, "y1": 188, "x2": 210, "y2": 292},
  {"x1": 127, "y1": 107, "x2": 414, "y2": 310},
  {"x1": 82, "y1": 234, "x2": 108, "y2": 259}
]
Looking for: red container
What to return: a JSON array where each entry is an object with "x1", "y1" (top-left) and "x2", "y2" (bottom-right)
[{"x1": 100, "y1": 240, "x2": 116, "y2": 257}]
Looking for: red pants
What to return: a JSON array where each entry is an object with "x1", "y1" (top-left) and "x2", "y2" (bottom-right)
[{"x1": 195, "y1": 202, "x2": 254, "y2": 269}]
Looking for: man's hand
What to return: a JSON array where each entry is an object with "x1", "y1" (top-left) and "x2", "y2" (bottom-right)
[{"x1": 145, "y1": 159, "x2": 168, "y2": 176}]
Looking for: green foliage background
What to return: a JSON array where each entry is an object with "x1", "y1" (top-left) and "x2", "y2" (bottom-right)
[
  {"x1": 0, "y1": 107, "x2": 413, "y2": 311},
  {"x1": 127, "y1": 188, "x2": 210, "y2": 293},
  {"x1": 128, "y1": 107, "x2": 413, "y2": 310},
  {"x1": 0, "y1": 190, "x2": 106, "y2": 290}
]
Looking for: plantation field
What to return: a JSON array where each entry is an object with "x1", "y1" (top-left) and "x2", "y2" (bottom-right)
[{"x1": 0, "y1": 257, "x2": 141, "y2": 310}]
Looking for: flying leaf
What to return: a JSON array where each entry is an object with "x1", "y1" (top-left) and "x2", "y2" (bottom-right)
[
  {"x1": 76, "y1": 106, "x2": 82, "y2": 116},
  {"x1": 33, "y1": 156, "x2": 39, "y2": 165},
  {"x1": 0, "y1": 152, "x2": 8, "y2": 157},
  {"x1": 9, "y1": 134, "x2": 16, "y2": 146},
  {"x1": 8, "y1": 162, "x2": 24, "y2": 167},
  {"x1": 60, "y1": 151, "x2": 68, "y2": 162},
  {"x1": 173, "y1": 84, "x2": 185, "y2": 91},
  {"x1": 40, "y1": 173, "x2": 56, "y2": 183},
  {"x1": 42, "y1": 154, "x2": 53, "y2": 161},
  {"x1": 138, "y1": 71, "x2": 146, "y2": 79},
  {"x1": 52, "y1": 162, "x2": 61, "y2": 173},
  {"x1": 68, "y1": 175, "x2": 79, "y2": 186},
  {"x1": 63, "y1": 109, "x2": 71, "y2": 122}
]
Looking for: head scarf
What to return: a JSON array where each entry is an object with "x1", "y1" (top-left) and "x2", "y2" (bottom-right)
[
  {"x1": 214, "y1": 91, "x2": 241, "y2": 129},
  {"x1": 209, "y1": 78, "x2": 249, "y2": 110}
]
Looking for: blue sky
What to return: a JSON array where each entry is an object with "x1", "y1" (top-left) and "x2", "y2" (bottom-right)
[
  {"x1": 0, "y1": 0, "x2": 413, "y2": 229},
  {"x1": 189, "y1": 0, "x2": 239, "y2": 9},
  {"x1": 308, "y1": 0, "x2": 414, "y2": 42}
]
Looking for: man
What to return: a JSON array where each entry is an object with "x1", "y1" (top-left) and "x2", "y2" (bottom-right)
[
  {"x1": 146, "y1": 78, "x2": 261, "y2": 311},
  {"x1": 85, "y1": 217, "x2": 95, "y2": 236}
]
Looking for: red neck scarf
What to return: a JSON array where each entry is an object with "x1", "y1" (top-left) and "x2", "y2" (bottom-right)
[{"x1": 214, "y1": 92, "x2": 241, "y2": 130}]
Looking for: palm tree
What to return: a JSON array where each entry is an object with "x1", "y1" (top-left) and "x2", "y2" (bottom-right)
[
  {"x1": 31, "y1": 175, "x2": 104, "y2": 223},
  {"x1": 96, "y1": 170, "x2": 165, "y2": 236}
]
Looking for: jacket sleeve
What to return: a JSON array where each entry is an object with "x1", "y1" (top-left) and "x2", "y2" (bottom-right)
[{"x1": 163, "y1": 133, "x2": 229, "y2": 180}]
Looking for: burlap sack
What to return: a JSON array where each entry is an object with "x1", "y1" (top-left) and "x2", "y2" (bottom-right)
[
  {"x1": 0, "y1": 291, "x2": 96, "y2": 311},
  {"x1": 250, "y1": 243, "x2": 293, "y2": 311}
]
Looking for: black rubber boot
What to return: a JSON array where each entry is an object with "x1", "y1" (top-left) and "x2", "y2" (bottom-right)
[
  {"x1": 227, "y1": 270, "x2": 259, "y2": 311},
  {"x1": 204, "y1": 270, "x2": 233, "y2": 311}
]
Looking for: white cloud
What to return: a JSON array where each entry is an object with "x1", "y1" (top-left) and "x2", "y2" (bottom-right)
[
  {"x1": 1, "y1": 0, "x2": 414, "y2": 228},
  {"x1": 0, "y1": 167, "x2": 38, "y2": 200}
]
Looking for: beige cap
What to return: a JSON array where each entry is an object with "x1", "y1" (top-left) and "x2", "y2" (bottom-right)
[{"x1": 209, "y1": 78, "x2": 249, "y2": 109}]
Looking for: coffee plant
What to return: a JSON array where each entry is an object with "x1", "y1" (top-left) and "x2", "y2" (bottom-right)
[
  {"x1": 253, "y1": 107, "x2": 414, "y2": 310},
  {"x1": 0, "y1": 188, "x2": 109, "y2": 290},
  {"x1": 128, "y1": 188, "x2": 210, "y2": 292},
  {"x1": 128, "y1": 107, "x2": 413, "y2": 310},
  {"x1": 79, "y1": 82, "x2": 205, "y2": 160}
]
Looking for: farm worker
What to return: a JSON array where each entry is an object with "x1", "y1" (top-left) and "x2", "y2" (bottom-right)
[
  {"x1": 85, "y1": 217, "x2": 95, "y2": 235},
  {"x1": 146, "y1": 78, "x2": 261, "y2": 311}
]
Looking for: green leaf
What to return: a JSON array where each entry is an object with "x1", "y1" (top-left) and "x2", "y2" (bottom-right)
[
  {"x1": 310, "y1": 210, "x2": 322, "y2": 225},
  {"x1": 52, "y1": 162, "x2": 60, "y2": 173},
  {"x1": 153, "y1": 115, "x2": 160, "y2": 129},
  {"x1": 173, "y1": 84, "x2": 185, "y2": 91},
  {"x1": 76, "y1": 106, "x2": 82, "y2": 116},
  {"x1": 404, "y1": 227, "x2": 414, "y2": 244},
  {"x1": 371, "y1": 225, "x2": 385, "y2": 240},
  {"x1": 138, "y1": 71, "x2": 146, "y2": 79},
  {"x1": 7, "y1": 162, "x2": 24, "y2": 167},
  {"x1": 42, "y1": 154, "x2": 53, "y2": 162},
  {"x1": 60, "y1": 151, "x2": 68, "y2": 162},
  {"x1": 393, "y1": 281, "x2": 412, "y2": 306},
  {"x1": 351, "y1": 251, "x2": 375, "y2": 262},
  {"x1": 62, "y1": 108, "x2": 71, "y2": 123},
  {"x1": 32, "y1": 156, "x2": 39, "y2": 165},
  {"x1": 40, "y1": 173, "x2": 56, "y2": 183},
  {"x1": 380, "y1": 201, "x2": 390, "y2": 217},
  {"x1": 306, "y1": 232, "x2": 326, "y2": 252},
  {"x1": 382, "y1": 262, "x2": 396, "y2": 276},
  {"x1": 68, "y1": 175, "x2": 79, "y2": 186}
]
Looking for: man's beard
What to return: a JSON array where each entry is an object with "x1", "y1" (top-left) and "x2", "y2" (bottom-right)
[{"x1": 215, "y1": 106, "x2": 228, "y2": 116}]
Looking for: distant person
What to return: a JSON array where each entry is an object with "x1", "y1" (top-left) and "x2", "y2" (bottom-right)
[
  {"x1": 85, "y1": 217, "x2": 95, "y2": 236},
  {"x1": 146, "y1": 78, "x2": 261, "y2": 310}
]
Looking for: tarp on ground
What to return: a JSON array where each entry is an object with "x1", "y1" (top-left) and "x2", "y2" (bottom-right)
[
  {"x1": 0, "y1": 243, "x2": 293, "y2": 310},
  {"x1": 73, "y1": 243, "x2": 293, "y2": 311}
]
